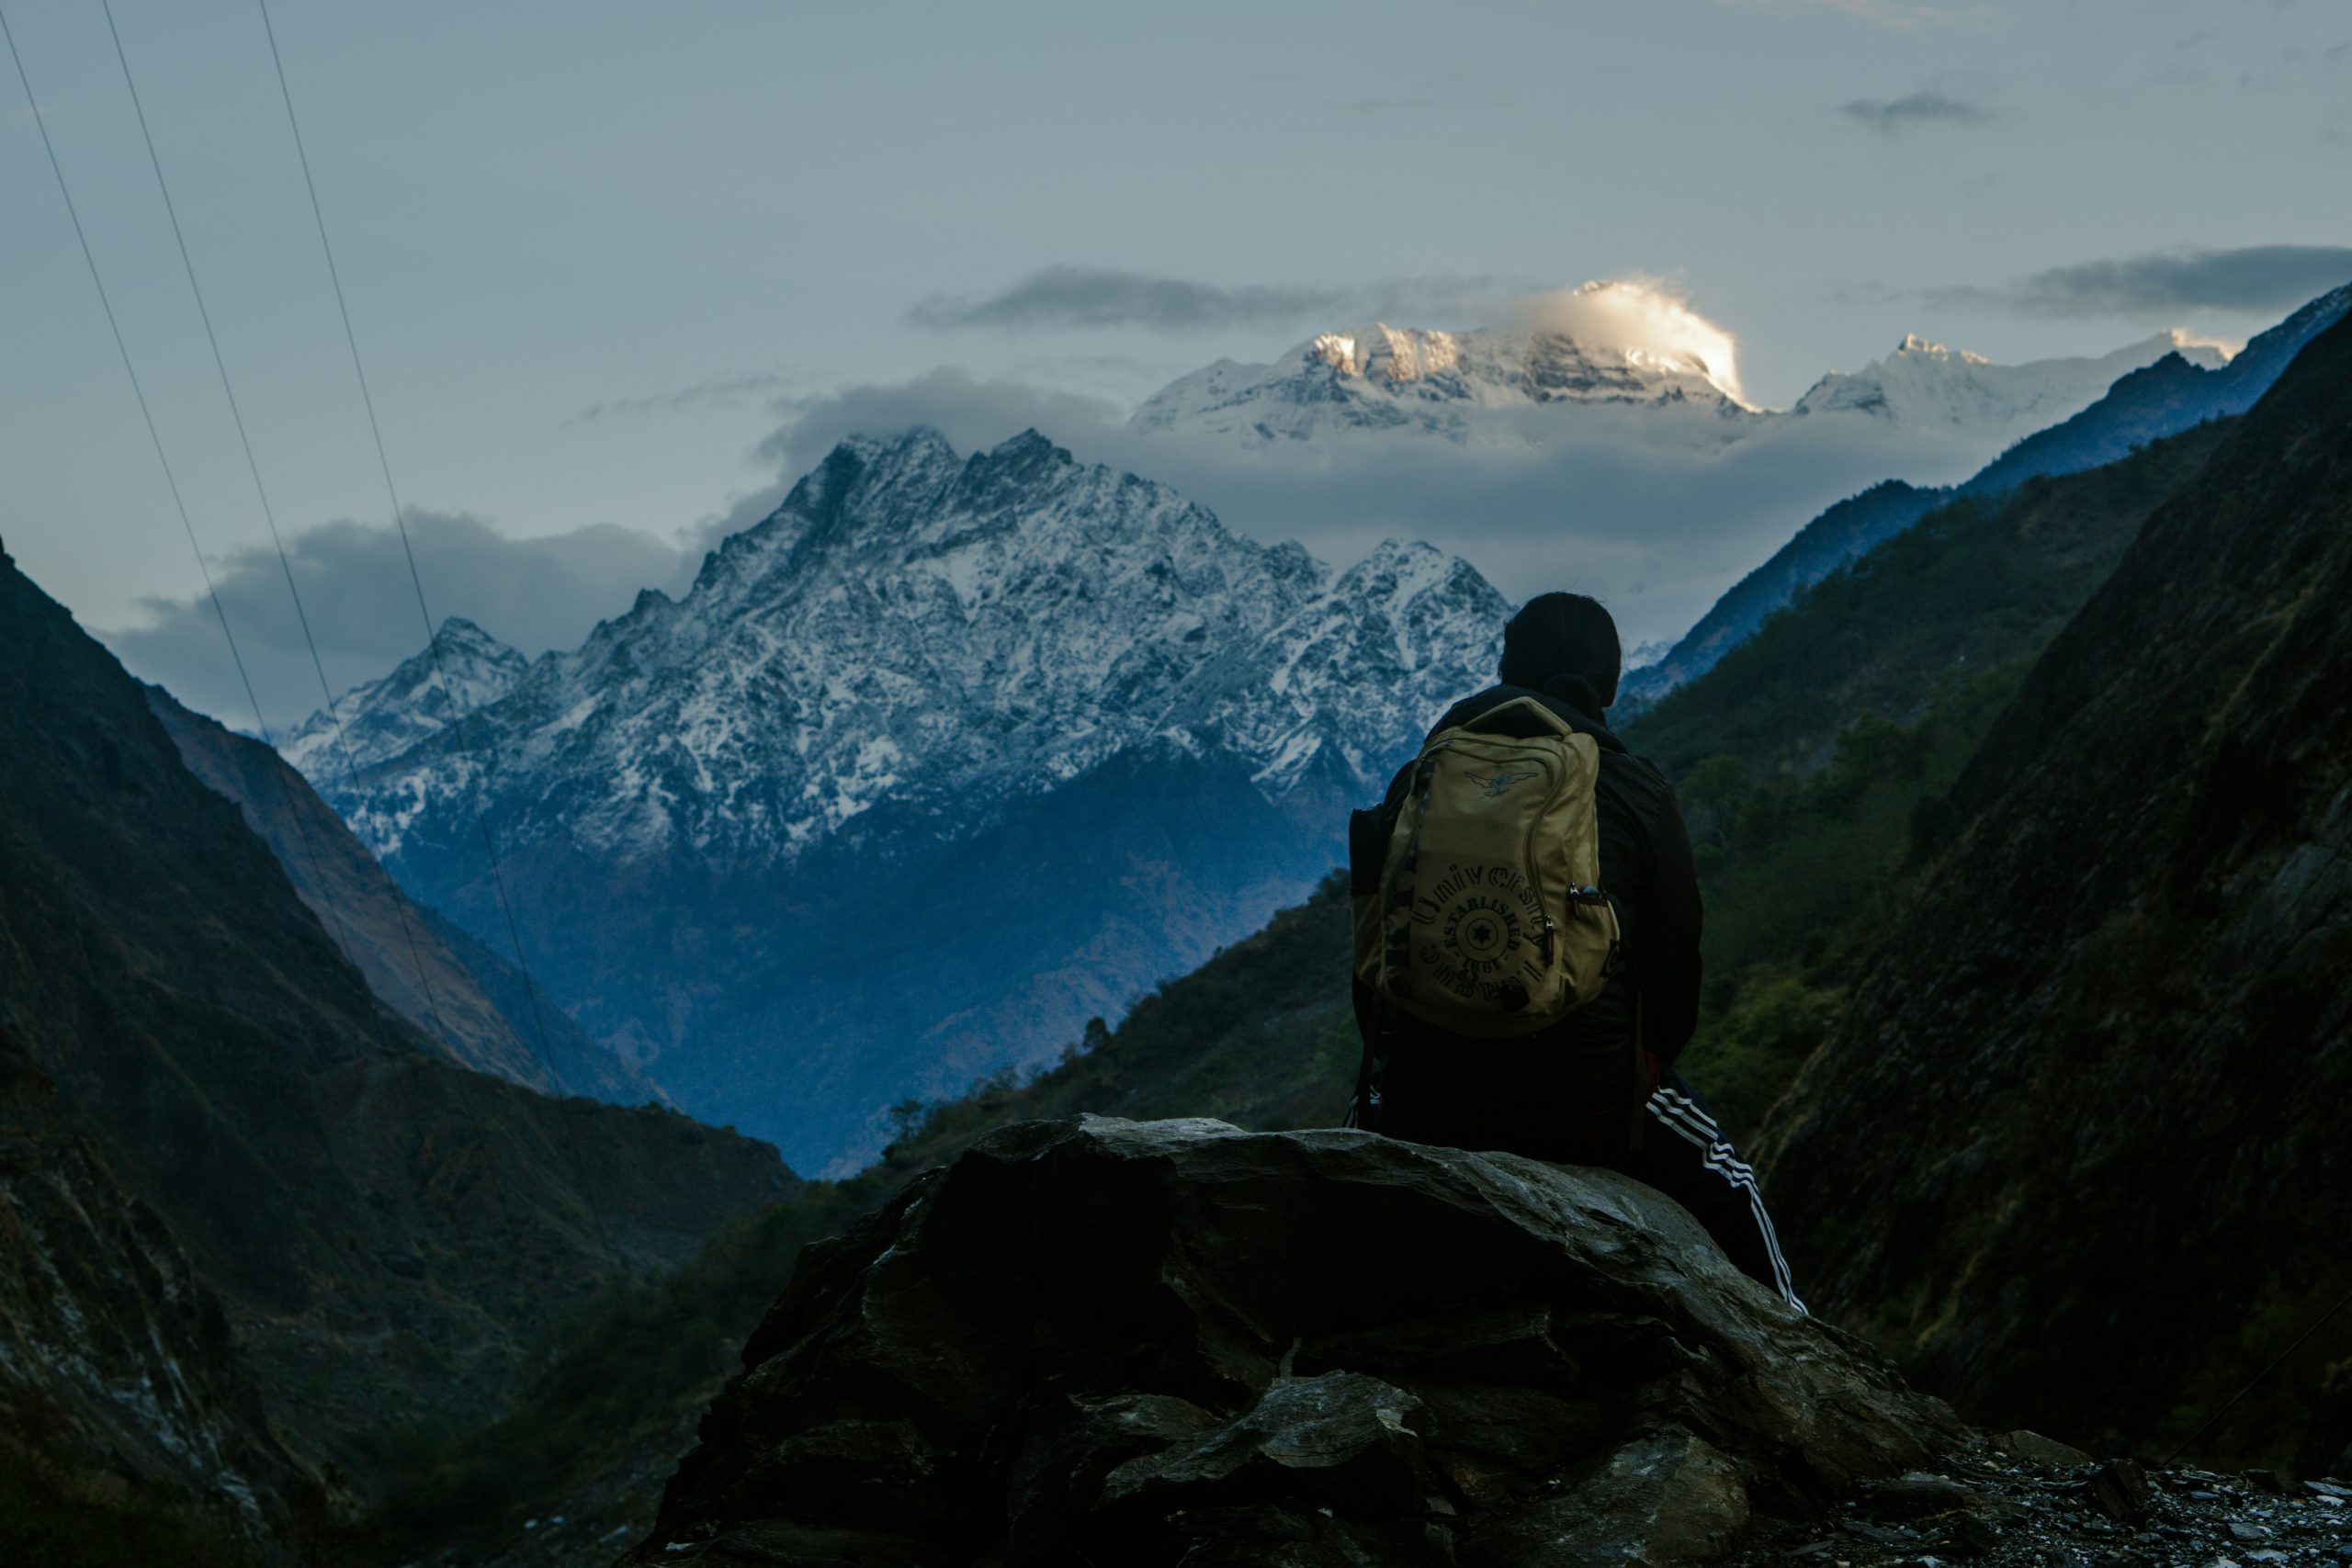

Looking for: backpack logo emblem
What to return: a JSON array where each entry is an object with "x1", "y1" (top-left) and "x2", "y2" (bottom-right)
[{"x1": 1473, "y1": 770, "x2": 1534, "y2": 798}]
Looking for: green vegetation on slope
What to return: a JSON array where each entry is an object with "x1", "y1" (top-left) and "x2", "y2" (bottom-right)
[
  {"x1": 1637, "y1": 421, "x2": 2231, "y2": 1138},
  {"x1": 1632, "y1": 420, "x2": 2231, "y2": 782},
  {"x1": 0, "y1": 1445, "x2": 260, "y2": 1568},
  {"x1": 1749, "y1": 310, "x2": 2352, "y2": 1473}
]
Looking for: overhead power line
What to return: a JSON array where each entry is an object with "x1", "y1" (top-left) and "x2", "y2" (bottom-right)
[
  {"x1": 252, "y1": 0, "x2": 558, "y2": 1070},
  {"x1": 1, "y1": 1, "x2": 358, "y2": 971},
  {"x1": 94, "y1": 0, "x2": 451, "y2": 1043}
]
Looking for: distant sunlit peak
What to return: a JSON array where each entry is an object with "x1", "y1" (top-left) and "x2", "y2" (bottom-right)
[
  {"x1": 2165, "y1": 327, "x2": 2243, "y2": 361},
  {"x1": 1511, "y1": 278, "x2": 1755, "y2": 409}
]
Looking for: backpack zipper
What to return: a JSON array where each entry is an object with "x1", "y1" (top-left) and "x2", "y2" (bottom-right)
[{"x1": 1520, "y1": 739, "x2": 1577, "y2": 982}]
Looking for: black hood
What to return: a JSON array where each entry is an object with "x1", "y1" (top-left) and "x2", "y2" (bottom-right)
[{"x1": 1424, "y1": 682, "x2": 1627, "y2": 754}]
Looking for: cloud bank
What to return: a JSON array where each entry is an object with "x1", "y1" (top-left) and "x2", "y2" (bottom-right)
[
  {"x1": 568, "y1": 370, "x2": 797, "y2": 426},
  {"x1": 106, "y1": 511, "x2": 702, "y2": 734},
  {"x1": 747, "y1": 361, "x2": 2038, "y2": 650},
  {"x1": 910, "y1": 267, "x2": 1348, "y2": 333},
  {"x1": 908, "y1": 265, "x2": 1512, "y2": 334},
  {"x1": 1935, "y1": 244, "x2": 2352, "y2": 318},
  {"x1": 1836, "y1": 90, "x2": 1994, "y2": 133},
  {"x1": 1512, "y1": 279, "x2": 1753, "y2": 405}
]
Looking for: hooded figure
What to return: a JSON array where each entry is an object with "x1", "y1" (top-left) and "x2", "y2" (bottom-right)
[{"x1": 1350, "y1": 592, "x2": 1804, "y2": 1311}]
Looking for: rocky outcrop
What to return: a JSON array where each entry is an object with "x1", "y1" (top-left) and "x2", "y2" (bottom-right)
[
  {"x1": 0, "y1": 1021, "x2": 322, "y2": 1556},
  {"x1": 632, "y1": 1117, "x2": 1962, "y2": 1566},
  {"x1": 1757, "y1": 310, "x2": 2352, "y2": 1466}
]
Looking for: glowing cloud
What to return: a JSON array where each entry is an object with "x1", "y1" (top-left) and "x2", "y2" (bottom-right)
[{"x1": 1512, "y1": 279, "x2": 1753, "y2": 407}]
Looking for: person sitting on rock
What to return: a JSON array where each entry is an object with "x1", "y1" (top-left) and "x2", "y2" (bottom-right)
[{"x1": 1347, "y1": 590, "x2": 1805, "y2": 1312}]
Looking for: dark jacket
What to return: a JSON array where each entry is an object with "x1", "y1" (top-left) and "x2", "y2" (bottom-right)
[{"x1": 1352, "y1": 679, "x2": 1704, "y2": 1151}]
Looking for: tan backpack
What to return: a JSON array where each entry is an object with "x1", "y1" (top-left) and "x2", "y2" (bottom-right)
[{"x1": 1352, "y1": 697, "x2": 1623, "y2": 1037}]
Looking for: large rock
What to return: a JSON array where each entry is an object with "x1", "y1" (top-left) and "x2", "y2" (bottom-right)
[{"x1": 632, "y1": 1117, "x2": 1962, "y2": 1566}]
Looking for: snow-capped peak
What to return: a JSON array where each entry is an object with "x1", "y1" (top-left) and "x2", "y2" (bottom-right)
[
  {"x1": 1893, "y1": 333, "x2": 1990, "y2": 365},
  {"x1": 1791, "y1": 330, "x2": 2227, "y2": 434},
  {"x1": 1131, "y1": 318, "x2": 1751, "y2": 446},
  {"x1": 283, "y1": 616, "x2": 526, "y2": 777},
  {"x1": 294, "y1": 432, "x2": 1506, "y2": 865},
  {"x1": 1131, "y1": 305, "x2": 2236, "y2": 459}
]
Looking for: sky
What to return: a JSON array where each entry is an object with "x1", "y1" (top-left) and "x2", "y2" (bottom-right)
[{"x1": 4, "y1": 0, "x2": 2348, "y2": 728}]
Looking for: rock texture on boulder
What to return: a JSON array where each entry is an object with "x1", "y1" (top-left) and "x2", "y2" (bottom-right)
[{"x1": 633, "y1": 1117, "x2": 1961, "y2": 1566}]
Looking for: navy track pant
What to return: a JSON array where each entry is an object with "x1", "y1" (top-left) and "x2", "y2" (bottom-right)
[{"x1": 1623, "y1": 1068, "x2": 1806, "y2": 1314}]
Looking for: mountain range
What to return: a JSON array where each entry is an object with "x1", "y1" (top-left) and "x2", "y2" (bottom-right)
[
  {"x1": 277, "y1": 290, "x2": 2352, "y2": 1179},
  {"x1": 14, "y1": 285, "x2": 2352, "y2": 1561},
  {"x1": 288, "y1": 430, "x2": 1506, "y2": 1170},
  {"x1": 1130, "y1": 313, "x2": 2217, "y2": 452},
  {"x1": 1623, "y1": 283, "x2": 2352, "y2": 705}
]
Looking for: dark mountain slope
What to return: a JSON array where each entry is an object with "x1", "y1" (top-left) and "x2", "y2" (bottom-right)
[
  {"x1": 1756, "y1": 311, "x2": 2352, "y2": 1471},
  {"x1": 0, "y1": 543, "x2": 787, "y2": 1480},
  {"x1": 1623, "y1": 479, "x2": 1941, "y2": 706},
  {"x1": 1631, "y1": 421, "x2": 2230, "y2": 783},
  {"x1": 1963, "y1": 282, "x2": 2351, "y2": 496},
  {"x1": 146, "y1": 684, "x2": 656, "y2": 1106},
  {"x1": 1611, "y1": 423, "x2": 2229, "y2": 1137},
  {"x1": 1623, "y1": 282, "x2": 2352, "y2": 707}
]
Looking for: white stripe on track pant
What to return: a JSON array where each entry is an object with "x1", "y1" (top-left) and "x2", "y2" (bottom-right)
[{"x1": 1634, "y1": 1072, "x2": 1807, "y2": 1313}]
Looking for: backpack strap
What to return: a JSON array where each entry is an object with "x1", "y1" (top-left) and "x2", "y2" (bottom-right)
[{"x1": 1378, "y1": 745, "x2": 1447, "y2": 999}]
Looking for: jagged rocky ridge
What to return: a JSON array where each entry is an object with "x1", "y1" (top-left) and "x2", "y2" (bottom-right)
[
  {"x1": 632, "y1": 1115, "x2": 1964, "y2": 1566},
  {"x1": 1622, "y1": 283, "x2": 2352, "y2": 707},
  {"x1": 1756, "y1": 308, "x2": 2352, "y2": 1471},
  {"x1": 283, "y1": 614, "x2": 526, "y2": 776},
  {"x1": 293, "y1": 430, "x2": 1507, "y2": 1170}
]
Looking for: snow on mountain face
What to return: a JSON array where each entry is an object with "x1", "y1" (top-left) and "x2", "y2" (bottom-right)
[
  {"x1": 302, "y1": 431, "x2": 1504, "y2": 870},
  {"x1": 291, "y1": 431, "x2": 1508, "y2": 1170},
  {"x1": 1621, "y1": 288, "x2": 2352, "y2": 713},
  {"x1": 1790, "y1": 331, "x2": 2227, "y2": 434},
  {"x1": 1130, "y1": 321, "x2": 1755, "y2": 446},
  {"x1": 282, "y1": 617, "x2": 526, "y2": 779},
  {"x1": 1130, "y1": 321, "x2": 2222, "y2": 454}
]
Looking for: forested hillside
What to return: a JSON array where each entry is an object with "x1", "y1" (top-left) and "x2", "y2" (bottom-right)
[
  {"x1": 0, "y1": 548, "x2": 790, "y2": 1560},
  {"x1": 1758, "y1": 309, "x2": 2352, "y2": 1474}
]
